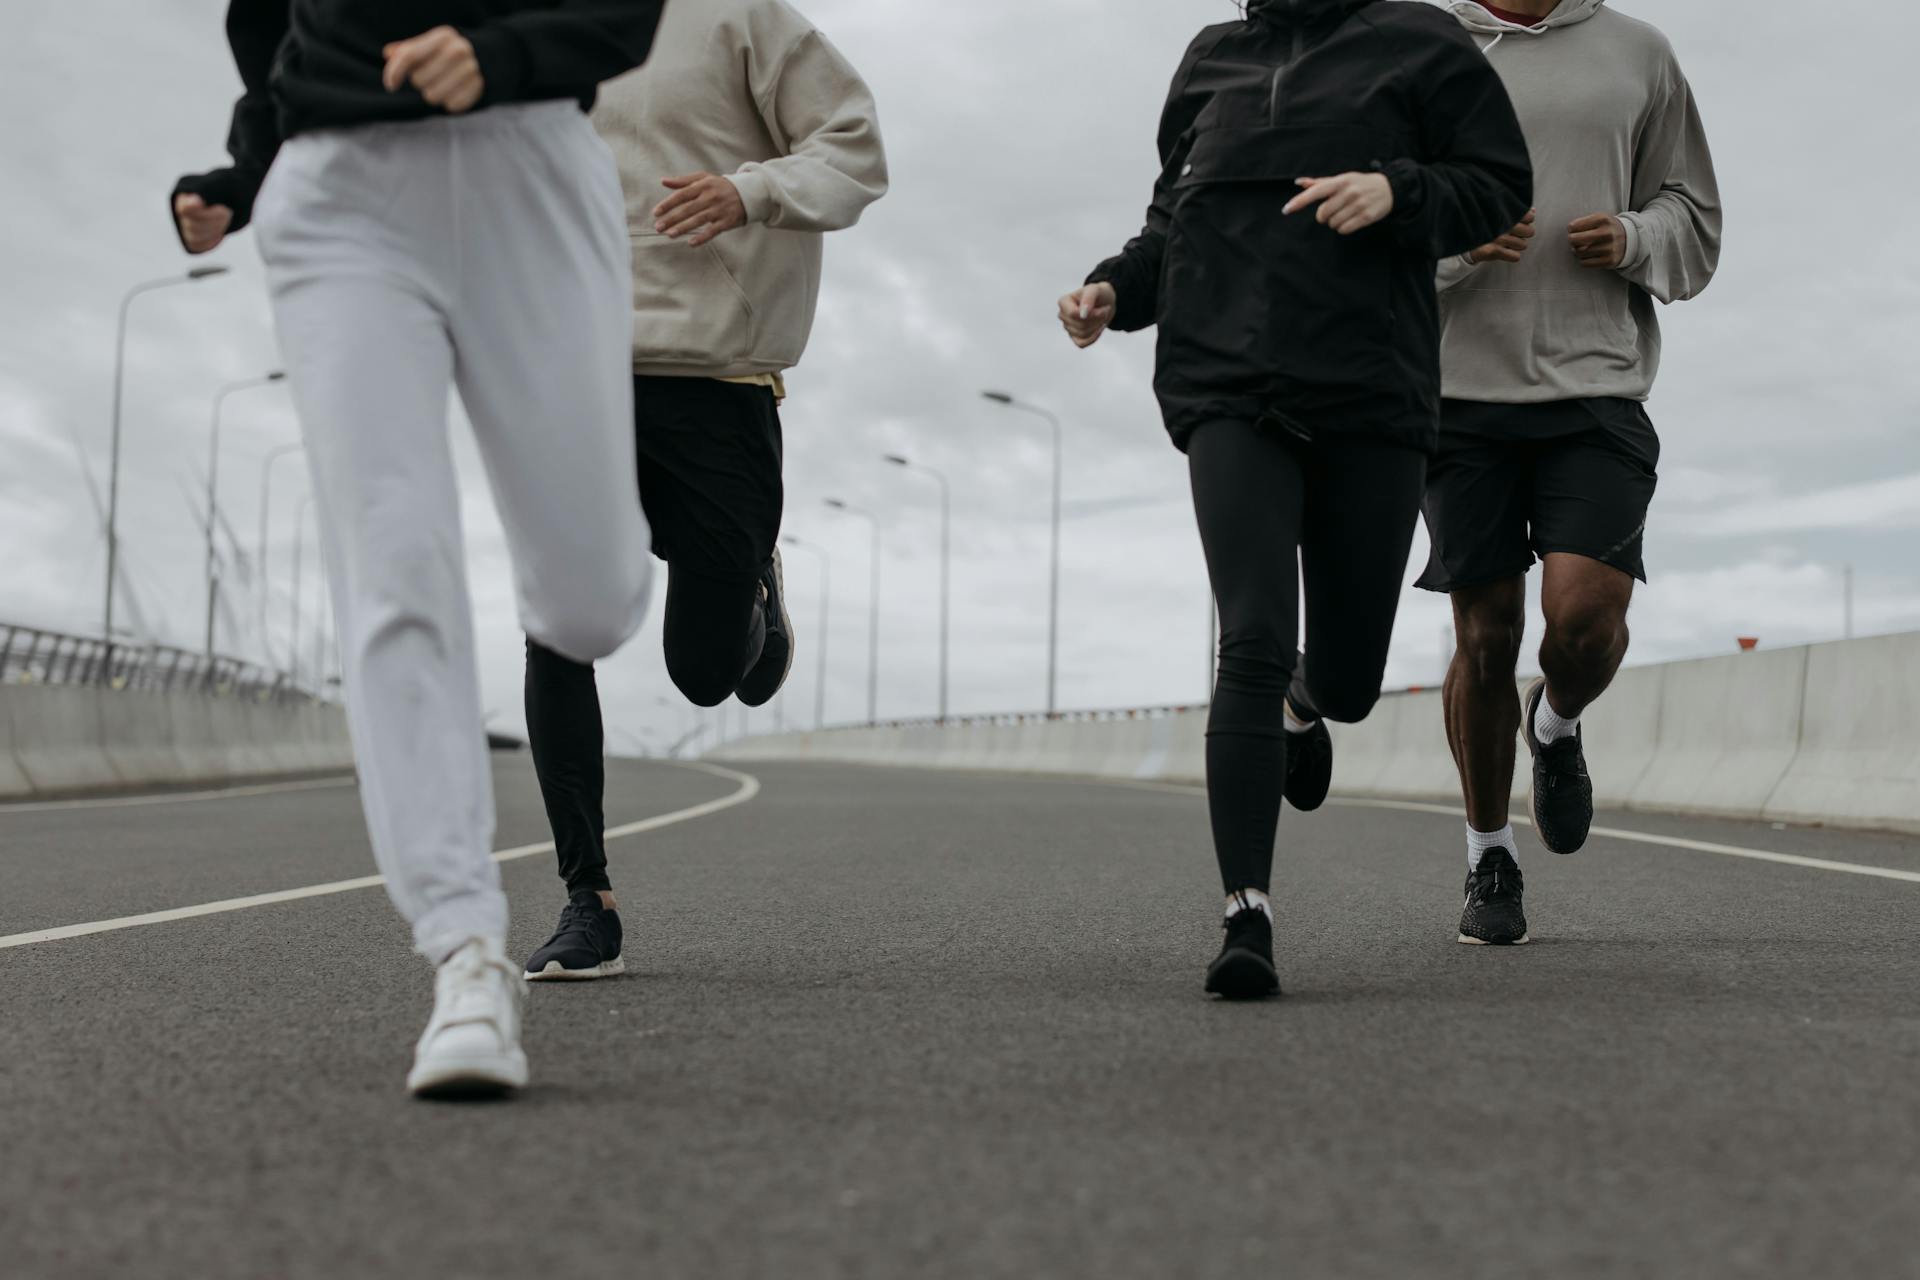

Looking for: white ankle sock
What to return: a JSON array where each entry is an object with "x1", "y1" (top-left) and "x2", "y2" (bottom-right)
[
  {"x1": 1225, "y1": 888, "x2": 1273, "y2": 922},
  {"x1": 1283, "y1": 702, "x2": 1318, "y2": 734},
  {"x1": 1534, "y1": 692, "x2": 1580, "y2": 744},
  {"x1": 1466, "y1": 824, "x2": 1516, "y2": 872}
]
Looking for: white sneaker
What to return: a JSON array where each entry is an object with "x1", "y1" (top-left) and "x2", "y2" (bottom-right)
[{"x1": 406, "y1": 937, "x2": 530, "y2": 1099}]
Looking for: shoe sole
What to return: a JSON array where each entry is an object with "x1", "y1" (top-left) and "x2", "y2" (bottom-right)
[
  {"x1": 524, "y1": 956, "x2": 626, "y2": 982},
  {"x1": 407, "y1": 1049, "x2": 529, "y2": 1099},
  {"x1": 737, "y1": 555, "x2": 795, "y2": 708},
  {"x1": 1205, "y1": 950, "x2": 1282, "y2": 1000},
  {"x1": 1456, "y1": 932, "x2": 1532, "y2": 946},
  {"x1": 1524, "y1": 678, "x2": 1590, "y2": 856}
]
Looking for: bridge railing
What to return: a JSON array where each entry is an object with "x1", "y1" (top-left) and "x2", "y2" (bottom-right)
[{"x1": 0, "y1": 624, "x2": 309, "y2": 703}]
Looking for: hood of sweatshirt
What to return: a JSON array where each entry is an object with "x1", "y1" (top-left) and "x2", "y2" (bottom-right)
[{"x1": 1402, "y1": 0, "x2": 1605, "y2": 39}]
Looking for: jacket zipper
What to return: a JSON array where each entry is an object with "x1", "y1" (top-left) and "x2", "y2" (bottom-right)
[{"x1": 1268, "y1": 1, "x2": 1308, "y2": 127}]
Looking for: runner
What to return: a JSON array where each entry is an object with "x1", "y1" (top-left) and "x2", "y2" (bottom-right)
[
  {"x1": 519, "y1": 0, "x2": 887, "y2": 981},
  {"x1": 1418, "y1": 0, "x2": 1721, "y2": 946},
  {"x1": 172, "y1": 0, "x2": 667, "y2": 1097},
  {"x1": 1057, "y1": 0, "x2": 1530, "y2": 997}
]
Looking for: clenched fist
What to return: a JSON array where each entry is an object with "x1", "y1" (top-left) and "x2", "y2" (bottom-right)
[
  {"x1": 654, "y1": 173, "x2": 748, "y2": 248},
  {"x1": 174, "y1": 193, "x2": 233, "y2": 255},
  {"x1": 1569, "y1": 212, "x2": 1629, "y2": 270},
  {"x1": 1469, "y1": 208, "x2": 1537, "y2": 265},
  {"x1": 383, "y1": 26, "x2": 485, "y2": 114},
  {"x1": 1058, "y1": 282, "x2": 1117, "y2": 349}
]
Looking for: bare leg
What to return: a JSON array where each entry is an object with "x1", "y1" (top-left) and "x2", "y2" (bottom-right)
[
  {"x1": 1444, "y1": 577, "x2": 1527, "y2": 831},
  {"x1": 1537, "y1": 552, "x2": 1635, "y2": 718}
]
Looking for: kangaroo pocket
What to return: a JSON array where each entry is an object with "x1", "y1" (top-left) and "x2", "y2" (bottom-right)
[
  {"x1": 629, "y1": 232, "x2": 756, "y2": 366},
  {"x1": 1160, "y1": 127, "x2": 1396, "y2": 399}
]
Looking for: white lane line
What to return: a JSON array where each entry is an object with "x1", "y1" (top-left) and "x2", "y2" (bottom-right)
[
  {"x1": 1105, "y1": 780, "x2": 1920, "y2": 885},
  {"x1": 0, "y1": 775, "x2": 358, "y2": 815},
  {"x1": 0, "y1": 762, "x2": 760, "y2": 950}
]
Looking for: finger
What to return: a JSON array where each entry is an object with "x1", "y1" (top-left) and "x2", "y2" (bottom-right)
[
  {"x1": 1521, "y1": 208, "x2": 1537, "y2": 225},
  {"x1": 1568, "y1": 229, "x2": 1612, "y2": 249},
  {"x1": 411, "y1": 52, "x2": 471, "y2": 99},
  {"x1": 653, "y1": 188, "x2": 705, "y2": 222},
  {"x1": 661, "y1": 199, "x2": 721, "y2": 237},
  {"x1": 1568, "y1": 213, "x2": 1611, "y2": 232},
  {"x1": 175, "y1": 194, "x2": 206, "y2": 216},
  {"x1": 1512, "y1": 221, "x2": 1537, "y2": 239},
  {"x1": 1282, "y1": 182, "x2": 1334, "y2": 215},
  {"x1": 661, "y1": 174, "x2": 702, "y2": 191},
  {"x1": 384, "y1": 41, "x2": 434, "y2": 92}
]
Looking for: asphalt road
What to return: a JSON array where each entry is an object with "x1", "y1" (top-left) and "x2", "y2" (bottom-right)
[{"x1": 3, "y1": 757, "x2": 1917, "y2": 1279}]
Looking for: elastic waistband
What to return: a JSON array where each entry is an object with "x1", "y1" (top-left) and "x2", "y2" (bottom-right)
[{"x1": 292, "y1": 98, "x2": 584, "y2": 148}]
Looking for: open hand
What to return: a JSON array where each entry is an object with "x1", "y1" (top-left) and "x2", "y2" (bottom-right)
[
  {"x1": 1282, "y1": 172, "x2": 1394, "y2": 235},
  {"x1": 383, "y1": 27, "x2": 485, "y2": 114},
  {"x1": 654, "y1": 173, "x2": 748, "y2": 247},
  {"x1": 1058, "y1": 283, "x2": 1117, "y2": 349},
  {"x1": 174, "y1": 193, "x2": 233, "y2": 255},
  {"x1": 1469, "y1": 208, "x2": 1537, "y2": 264},
  {"x1": 1569, "y1": 212, "x2": 1629, "y2": 270}
]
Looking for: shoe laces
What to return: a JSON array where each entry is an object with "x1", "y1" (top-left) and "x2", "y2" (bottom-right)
[{"x1": 1472, "y1": 858, "x2": 1522, "y2": 905}]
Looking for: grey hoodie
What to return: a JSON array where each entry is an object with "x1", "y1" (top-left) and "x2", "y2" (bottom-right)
[{"x1": 1419, "y1": 0, "x2": 1722, "y2": 404}]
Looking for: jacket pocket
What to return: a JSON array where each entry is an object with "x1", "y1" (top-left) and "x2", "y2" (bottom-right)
[{"x1": 629, "y1": 233, "x2": 757, "y2": 366}]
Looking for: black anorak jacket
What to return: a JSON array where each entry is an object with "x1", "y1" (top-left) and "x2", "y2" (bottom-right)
[{"x1": 1089, "y1": 0, "x2": 1532, "y2": 452}]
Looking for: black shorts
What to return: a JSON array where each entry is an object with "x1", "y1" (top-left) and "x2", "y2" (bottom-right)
[
  {"x1": 633, "y1": 375, "x2": 784, "y2": 583},
  {"x1": 1416, "y1": 397, "x2": 1659, "y2": 594}
]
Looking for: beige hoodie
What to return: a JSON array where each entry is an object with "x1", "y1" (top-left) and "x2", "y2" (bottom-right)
[
  {"x1": 591, "y1": 0, "x2": 889, "y2": 378},
  {"x1": 1419, "y1": 0, "x2": 1722, "y2": 404}
]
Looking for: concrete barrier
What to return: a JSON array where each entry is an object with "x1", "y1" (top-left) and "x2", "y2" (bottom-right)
[
  {"x1": 710, "y1": 632, "x2": 1920, "y2": 836},
  {"x1": 1764, "y1": 634, "x2": 1920, "y2": 833},
  {"x1": 0, "y1": 683, "x2": 352, "y2": 800}
]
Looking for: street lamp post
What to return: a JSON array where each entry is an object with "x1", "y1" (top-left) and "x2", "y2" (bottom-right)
[
  {"x1": 289, "y1": 495, "x2": 313, "y2": 686},
  {"x1": 982, "y1": 391, "x2": 1062, "y2": 716},
  {"x1": 257, "y1": 441, "x2": 306, "y2": 666},
  {"x1": 205, "y1": 371, "x2": 286, "y2": 656},
  {"x1": 105, "y1": 266, "x2": 229, "y2": 666},
  {"x1": 824, "y1": 499, "x2": 880, "y2": 725},
  {"x1": 883, "y1": 453, "x2": 951, "y2": 722},
  {"x1": 781, "y1": 535, "x2": 831, "y2": 730}
]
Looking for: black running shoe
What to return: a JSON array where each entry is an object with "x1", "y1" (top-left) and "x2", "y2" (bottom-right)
[
  {"x1": 1523, "y1": 677, "x2": 1593, "y2": 854},
  {"x1": 1283, "y1": 716, "x2": 1333, "y2": 812},
  {"x1": 1457, "y1": 847, "x2": 1529, "y2": 946},
  {"x1": 1205, "y1": 900, "x2": 1281, "y2": 999},
  {"x1": 525, "y1": 892, "x2": 625, "y2": 981},
  {"x1": 736, "y1": 548, "x2": 794, "y2": 708}
]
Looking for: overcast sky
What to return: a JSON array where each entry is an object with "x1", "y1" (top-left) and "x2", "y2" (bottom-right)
[{"x1": 5, "y1": 1, "x2": 1918, "y2": 754}]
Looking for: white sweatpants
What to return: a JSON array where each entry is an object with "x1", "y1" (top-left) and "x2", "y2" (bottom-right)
[{"x1": 254, "y1": 102, "x2": 653, "y2": 962}]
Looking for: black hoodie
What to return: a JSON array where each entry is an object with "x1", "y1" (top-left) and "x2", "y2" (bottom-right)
[
  {"x1": 1088, "y1": 0, "x2": 1532, "y2": 452},
  {"x1": 174, "y1": 1, "x2": 666, "y2": 237}
]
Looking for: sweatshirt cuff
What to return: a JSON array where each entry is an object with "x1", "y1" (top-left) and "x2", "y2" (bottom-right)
[
  {"x1": 1375, "y1": 158, "x2": 1426, "y2": 227},
  {"x1": 1617, "y1": 211, "x2": 1650, "y2": 271},
  {"x1": 466, "y1": 25, "x2": 531, "y2": 102},
  {"x1": 727, "y1": 169, "x2": 775, "y2": 225}
]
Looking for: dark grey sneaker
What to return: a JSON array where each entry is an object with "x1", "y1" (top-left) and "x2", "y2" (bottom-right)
[
  {"x1": 736, "y1": 548, "x2": 793, "y2": 708},
  {"x1": 1205, "y1": 898, "x2": 1281, "y2": 1000},
  {"x1": 1457, "y1": 848, "x2": 1530, "y2": 946},
  {"x1": 525, "y1": 892, "x2": 625, "y2": 981},
  {"x1": 1523, "y1": 677, "x2": 1593, "y2": 854},
  {"x1": 1283, "y1": 716, "x2": 1333, "y2": 812}
]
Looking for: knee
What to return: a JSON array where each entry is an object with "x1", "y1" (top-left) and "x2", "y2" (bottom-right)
[
  {"x1": 527, "y1": 563, "x2": 653, "y2": 665},
  {"x1": 666, "y1": 649, "x2": 736, "y2": 708},
  {"x1": 1312, "y1": 685, "x2": 1381, "y2": 724},
  {"x1": 1547, "y1": 603, "x2": 1628, "y2": 668},
  {"x1": 1455, "y1": 608, "x2": 1525, "y2": 687}
]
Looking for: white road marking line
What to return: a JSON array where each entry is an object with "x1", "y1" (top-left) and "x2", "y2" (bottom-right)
[
  {"x1": 0, "y1": 775, "x2": 358, "y2": 815},
  {"x1": 0, "y1": 762, "x2": 760, "y2": 950},
  {"x1": 1105, "y1": 780, "x2": 1920, "y2": 885}
]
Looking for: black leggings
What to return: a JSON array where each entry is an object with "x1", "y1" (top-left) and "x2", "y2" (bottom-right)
[
  {"x1": 525, "y1": 564, "x2": 766, "y2": 895},
  {"x1": 1189, "y1": 419, "x2": 1427, "y2": 895}
]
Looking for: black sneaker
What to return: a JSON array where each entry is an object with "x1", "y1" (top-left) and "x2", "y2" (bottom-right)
[
  {"x1": 1523, "y1": 678, "x2": 1593, "y2": 854},
  {"x1": 1204, "y1": 899, "x2": 1281, "y2": 999},
  {"x1": 736, "y1": 548, "x2": 793, "y2": 708},
  {"x1": 1283, "y1": 715, "x2": 1333, "y2": 812},
  {"x1": 1457, "y1": 848, "x2": 1529, "y2": 946},
  {"x1": 525, "y1": 892, "x2": 625, "y2": 981}
]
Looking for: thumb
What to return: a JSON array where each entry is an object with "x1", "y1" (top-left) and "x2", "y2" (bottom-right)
[{"x1": 661, "y1": 174, "x2": 695, "y2": 190}]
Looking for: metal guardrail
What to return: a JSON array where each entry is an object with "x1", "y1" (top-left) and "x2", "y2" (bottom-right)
[{"x1": 0, "y1": 624, "x2": 314, "y2": 703}]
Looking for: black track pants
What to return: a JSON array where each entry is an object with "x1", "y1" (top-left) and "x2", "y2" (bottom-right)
[
  {"x1": 1189, "y1": 419, "x2": 1427, "y2": 894},
  {"x1": 525, "y1": 565, "x2": 765, "y2": 896}
]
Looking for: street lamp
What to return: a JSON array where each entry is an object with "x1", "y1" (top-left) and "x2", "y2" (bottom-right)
[
  {"x1": 205, "y1": 371, "x2": 286, "y2": 656},
  {"x1": 289, "y1": 494, "x2": 314, "y2": 686},
  {"x1": 883, "y1": 453, "x2": 951, "y2": 723},
  {"x1": 104, "y1": 265, "x2": 229, "y2": 663},
  {"x1": 982, "y1": 390, "x2": 1062, "y2": 715},
  {"x1": 824, "y1": 498, "x2": 880, "y2": 725},
  {"x1": 257, "y1": 441, "x2": 306, "y2": 665},
  {"x1": 781, "y1": 534, "x2": 831, "y2": 730}
]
